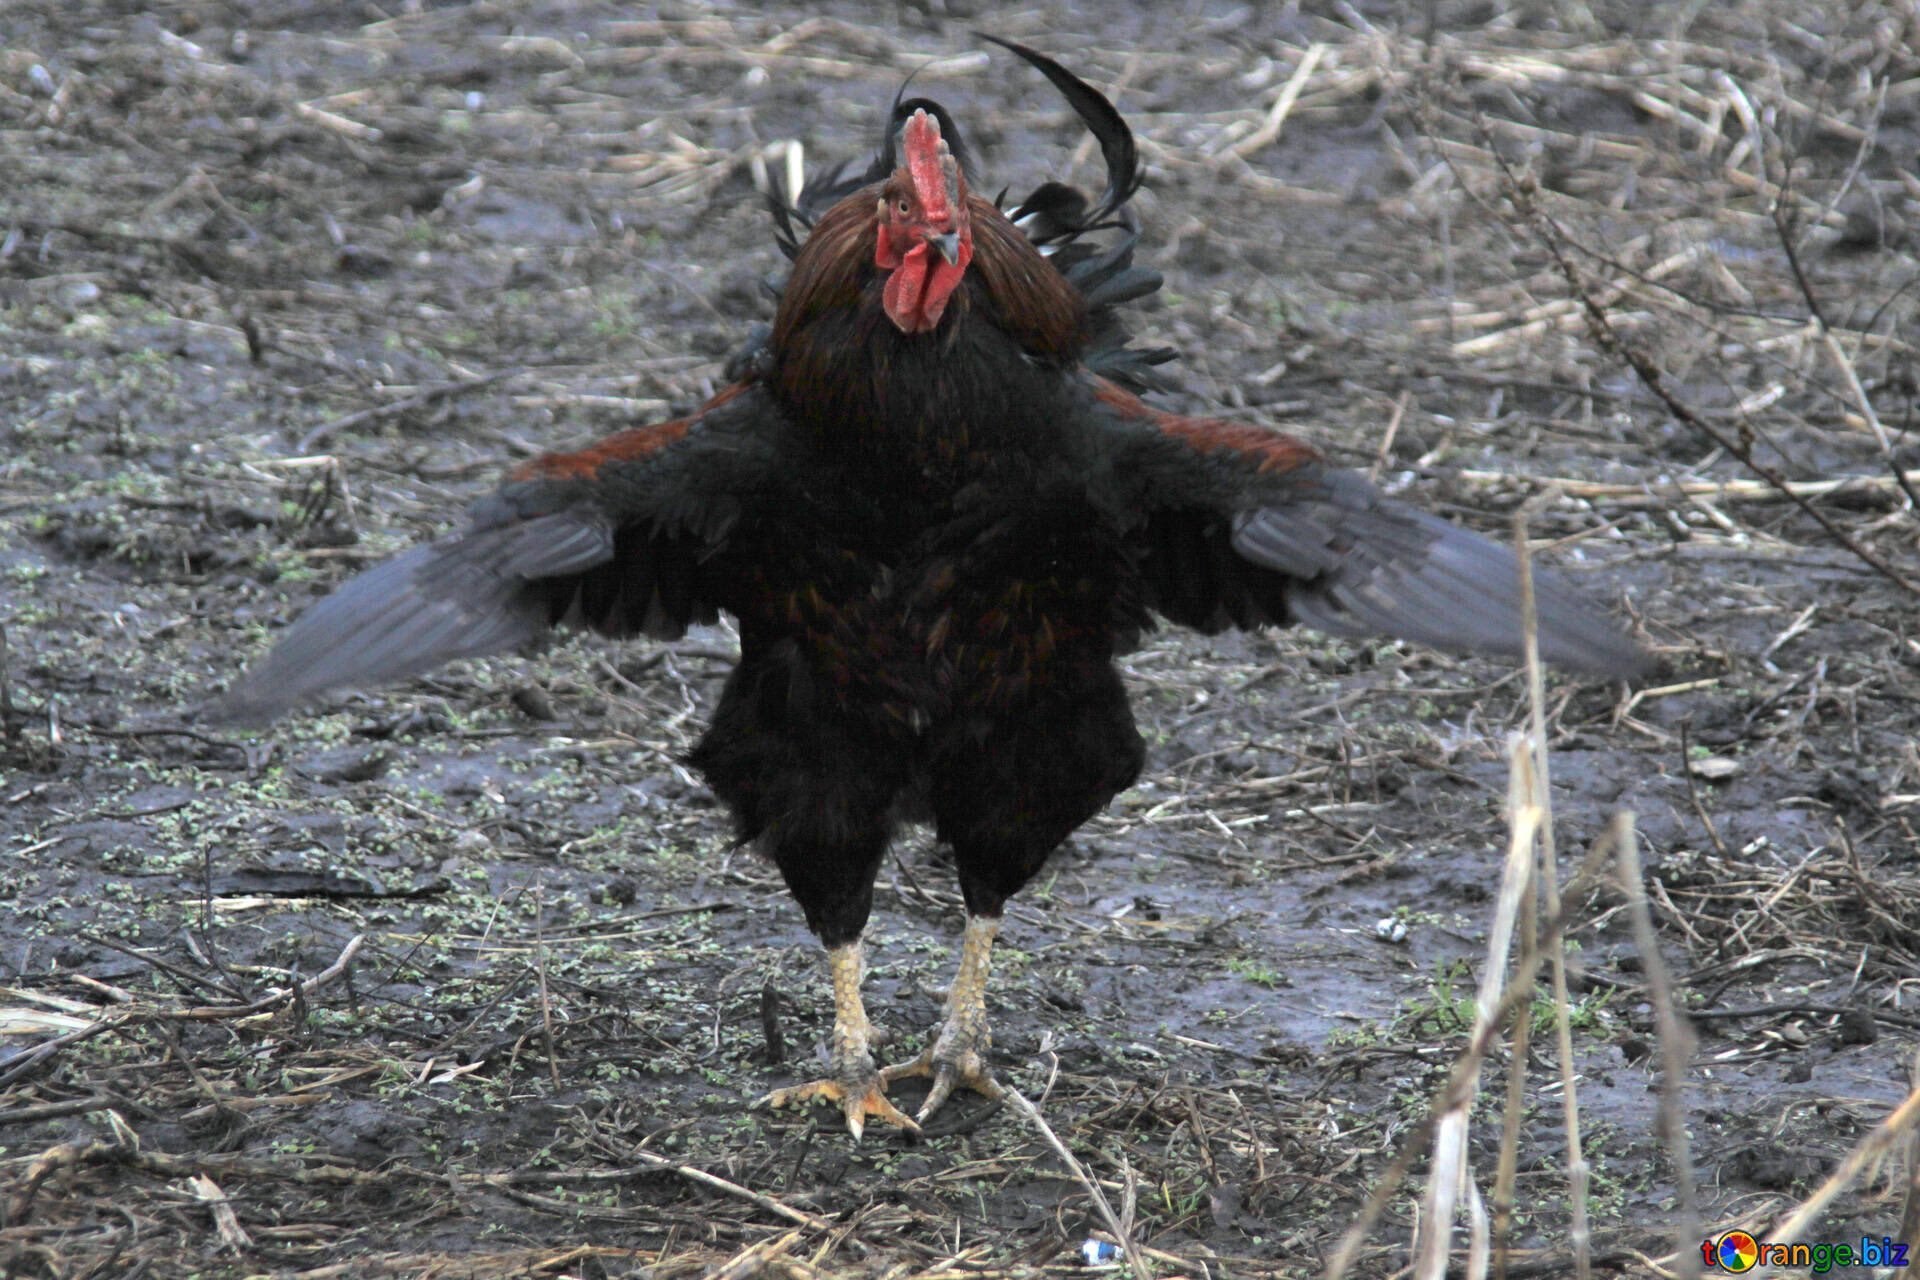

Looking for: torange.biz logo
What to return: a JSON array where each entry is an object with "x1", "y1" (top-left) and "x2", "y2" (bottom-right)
[{"x1": 1702, "y1": 1230, "x2": 1910, "y2": 1272}]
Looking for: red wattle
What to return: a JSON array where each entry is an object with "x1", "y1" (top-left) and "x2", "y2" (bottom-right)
[
  {"x1": 881, "y1": 240, "x2": 971, "y2": 334},
  {"x1": 883, "y1": 243, "x2": 932, "y2": 332}
]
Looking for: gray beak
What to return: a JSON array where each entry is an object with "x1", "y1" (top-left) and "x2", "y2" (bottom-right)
[{"x1": 929, "y1": 231, "x2": 962, "y2": 265}]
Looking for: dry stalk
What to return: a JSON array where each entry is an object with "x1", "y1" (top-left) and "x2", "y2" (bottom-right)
[
  {"x1": 1413, "y1": 733, "x2": 1538, "y2": 1280},
  {"x1": 1491, "y1": 881, "x2": 1535, "y2": 1280},
  {"x1": 1217, "y1": 42, "x2": 1329, "y2": 162},
  {"x1": 1320, "y1": 463, "x2": 1654, "y2": 1270},
  {"x1": 293, "y1": 100, "x2": 382, "y2": 141},
  {"x1": 1329, "y1": 807, "x2": 1629, "y2": 1279},
  {"x1": 1002, "y1": 1085, "x2": 1149, "y2": 1280},
  {"x1": 1612, "y1": 811, "x2": 1702, "y2": 1279},
  {"x1": 1760, "y1": 1081, "x2": 1920, "y2": 1247},
  {"x1": 1517, "y1": 511, "x2": 1592, "y2": 1280},
  {"x1": 1466, "y1": 1179, "x2": 1491, "y2": 1280},
  {"x1": 1903, "y1": 1048, "x2": 1920, "y2": 1247},
  {"x1": 187, "y1": 1173, "x2": 253, "y2": 1252},
  {"x1": 709, "y1": 1228, "x2": 804, "y2": 1280},
  {"x1": 1488, "y1": 518, "x2": 1558, "y2": 1280},
  {"x1": 1488, "y1": 147, "x2": 1920, "y2": 600},
  {"x1": 1370, "y1": 390, "x2": 1412, "y2": 483}
]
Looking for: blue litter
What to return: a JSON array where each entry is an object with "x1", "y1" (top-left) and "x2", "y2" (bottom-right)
[{"x1": 1080, "y1": 1239, "x2": 1120, "y2": 1265}]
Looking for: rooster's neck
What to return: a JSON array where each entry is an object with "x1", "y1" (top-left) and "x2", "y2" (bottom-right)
[
  {"x1": 767, "y1": 192, "x2": 1088, "y2": 493},
  {"x1": 772, "y1": 286, "x2": 1072, "y2": 492}
]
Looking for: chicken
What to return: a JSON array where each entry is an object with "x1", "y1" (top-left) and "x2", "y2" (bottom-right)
[{"x1": 220, "y1": 42, "x2": 1646, "y2": 1140}]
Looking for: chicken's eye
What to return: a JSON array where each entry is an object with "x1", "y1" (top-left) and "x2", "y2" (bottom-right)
[{"x1": 895, "y1": 198, "x2": 912, "y2": 218}]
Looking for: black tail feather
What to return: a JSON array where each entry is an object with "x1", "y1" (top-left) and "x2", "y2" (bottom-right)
[{"x1": 981, "y1": 35, "x2": 1142, "y2": 238}]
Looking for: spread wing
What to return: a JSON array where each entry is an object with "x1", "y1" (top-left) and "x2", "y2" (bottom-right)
[
  {"x1": 1095, "y1": 382, "x2": 1649, "y2": 678},
  {"x1": 217, "y1": 383, "x2": 786, "y2": 724}
]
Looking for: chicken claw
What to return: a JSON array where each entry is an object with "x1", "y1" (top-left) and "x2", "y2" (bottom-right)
[
  {"x1": 756, "y1": 939, "x2": 921, "y2": 1140},
  {"x1": 882, "y1": 914, "x2": 1005, "y2": 1123},
  {"x1": 760, "y1": 1074, "x2": 920, "y2": 1141},
  {"x1": 881, "y1": 1040, "x2": 1004, "y2": 1121}
]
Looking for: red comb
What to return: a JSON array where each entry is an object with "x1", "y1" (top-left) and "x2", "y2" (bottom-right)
[{"x1": 901, "y1": 109, "x2": 955, "y2": 222}]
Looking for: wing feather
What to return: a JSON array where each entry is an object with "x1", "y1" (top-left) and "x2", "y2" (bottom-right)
[
  {"x1": 218, "y1": 385, "x2": 783, "y2": 724},
  {"x1": 1102, "y1": 387, "x2": 1649, "y2": 677}
]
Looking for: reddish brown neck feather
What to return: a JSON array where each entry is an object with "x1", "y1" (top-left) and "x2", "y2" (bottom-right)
[
  {"x1": 773, "y1": 177, "x2": 1085, "y2": 353},
  {"x1": 514, "y1": 383, "x2": 751, "y2": 481},
  {"x1": 1091, "y1": 379, "x2": 1319, "y2": 474}
]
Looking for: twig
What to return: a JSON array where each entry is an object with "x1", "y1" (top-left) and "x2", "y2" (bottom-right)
[
  {"x1": 86, "y1": 930, "x2": 247, "y2": 1002},
  {"x1": 1766, "y1": 160, "x2": 1920, "y2": 510},
  {"x1": 73, "y1": 720, "x2": 252, "y2": 756},
  {"x1": 0, "y1": 1095, "x2": 121, "y2": 1126},
  {"x1": 1002, "y1": 1085, "x2": 1150, "y2": 1280},
  {"x1": 0, "y1": 623, "x2": 17, "y2": 745},
  {"x1": 0, "y1": 935, "x2": 365, "y2": 1088},
  {"x1": 169, "y1": 933, "x2": 365, "y2": 1020},
  {"x1": 1522, "y1": 519, "x2": 1593, "y2": 1280},
  {"x1": 0, "y1": 1015, "x2": 116, "y2": 1089},
  {"x1": 1762, "y1": 1079, "x2": 1920, "y2": 1244},
  {"x1": 587, "y1": 1143, "x2": 833, "y2": 1230},
  {"x1": 536, "y1": 906, "x2": 562, "y2": 1090},
  {"x1": 1450, "y1": 468, "x2": 1920, "y2": 510},
  {"x1": 1487, "y1": 146, "x2": 1920, "y2": 600},
  {"x1": 1611, "y1": 812, "x2": 1702, "y2": 1279},
  {"x1": 1219, "y1": 42, "x2": 1328, "y2": 162},
  {"x1": 1772, "y1": 197, "x2": 1917, "y2": 510},
  {"x1": 1765, "y1": 105, "x2": 1902, "y2": 444},
  {"x1": 1682, "y1": 1000, "x2": 1920, "y2": 1031},
  {"x1": 296, "y1": 370, "x2": 519, "y2": 452}
]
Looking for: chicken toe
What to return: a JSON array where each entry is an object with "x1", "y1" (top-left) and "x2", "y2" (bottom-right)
[
  {"x1": 882, "y1": 915, "x2": 1006, "y2": 1123},
  {"x1": 760, "y1": 1073, "x2": 920, "y2": 1141},
  {"x1": 757, "y1": 940, "x2": 921, "y2": 1140}
]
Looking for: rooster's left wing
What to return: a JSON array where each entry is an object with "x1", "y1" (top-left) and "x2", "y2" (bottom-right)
[
  {"x1": 1096, "y1": 382, "x2": 1648, "y2": 678},
  {"x1": 217, "y1": 384, "x2": 790, "y2": 724}
]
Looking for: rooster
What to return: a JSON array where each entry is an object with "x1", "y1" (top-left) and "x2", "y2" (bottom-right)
[{"x1": 221, "y1": 42, "x2": 1646, "y2": 1139}]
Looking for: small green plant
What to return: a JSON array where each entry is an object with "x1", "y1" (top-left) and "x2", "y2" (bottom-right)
[
  {"x1": 1226, "y1": 955, "x2": 1286, "y2": 989},
  {"x1": 1393, "y1": 958, "x2": 1476, "y2": 1036}
]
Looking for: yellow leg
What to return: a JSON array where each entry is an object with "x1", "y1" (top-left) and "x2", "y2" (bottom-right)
[
  {"x1": 881, "y1": 914, "x2": 1005, "y2": 1122},
  {"x1": 758, "y1": 941, "x2": 920, "y2": 1140}
]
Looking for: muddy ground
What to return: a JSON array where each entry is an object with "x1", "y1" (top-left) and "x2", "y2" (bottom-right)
[{"x1": 4, "y1": 2, "x2": 1920, "y2": 1276}]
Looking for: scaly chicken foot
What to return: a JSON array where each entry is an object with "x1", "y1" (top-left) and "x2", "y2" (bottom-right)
[
  {"x1": 881, "y1": 914, "x2": 1005, "y2": 1122},
  {"x1": 759, "y1": 940, "x2": 921, "y2": 1140}
]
